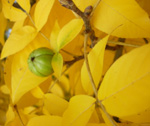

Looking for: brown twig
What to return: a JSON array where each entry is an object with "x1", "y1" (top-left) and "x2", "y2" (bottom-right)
[
  {"x1": 58, "y1": 0, "x2": 98, "y2": 46},
  {"x1": 59, "y1": 1, "x2": 117, "y2": 125}
]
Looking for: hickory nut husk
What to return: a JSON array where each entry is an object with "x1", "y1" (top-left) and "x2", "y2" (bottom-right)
[{"x1": 28, "y1": 47, "x2": 54, "y2": 77}]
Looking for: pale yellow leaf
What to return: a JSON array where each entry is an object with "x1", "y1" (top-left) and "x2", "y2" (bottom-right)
[
  {"x1": 11, "y1": 34, "x2": 50, "y2": 104},
  {"x1": 34, "y1": 0, "x2": 55, "y2": 31},
  {"x1": 50, "y1": 20, "x2": 60, "y2": 52},
  {"x1": 98, "y1": 44, "x2": 150, "y2": 118},
  {"x1": 92, "y1": 0, "x2": 150, "y2": 38},
  {"x1": 2, "y1": 0, "x2": 27, "y2": 21},
  {"x1": 17, "y1": 0, "x2": 30, "y2": 13},
  {"x1": 30, "y1": 86, "x2": 44, "y2": 99},
  {"x1": 1, "y1": 26, "x2": 37, "y2": 59},
  {"x1": 81, "y1": 35, "x2": 109, "y2": 95},
  {"x1": 27, "y1": 116, "x2": 62, "y2": 126},
  {"x1": 57, "y1": 19, "x2": 83, "y2": 50},
  {"x1": 62, "y1": 95, "x2": 96, "y2": 126},
  {"x1": 44, "y1": 93, "x2": 68, "y2": 116},
  {"x1": 52, "y1": 53, "x2": 63, "y2": 78}
]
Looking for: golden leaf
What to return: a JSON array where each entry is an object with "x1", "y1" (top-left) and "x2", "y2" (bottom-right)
[
  {"x1": 98, "y1": 44, "x2": 150, "y2": 118},
  {"x1": 62, "y1": 95, "x2": 96, "y2": 126},
  {"x1": 44, "y1": 93, "x2": 68, "y2": 116},
  {"x1": 81, "y1": 35, "x2": 109, "y2": 95},
  {"x1": 92, "y1": 0, "x2": 150, "y2": 38},
  {"x1": 34, "y1": 0, "x2": 55, "y2": 31},
  {"x1": 1, "y1": 26, "x2": 37, "y2": 59}
]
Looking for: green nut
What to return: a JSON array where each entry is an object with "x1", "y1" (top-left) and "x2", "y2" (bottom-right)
[{"x1": 28, "y1": 47, "x2": 54, "y2": 77}]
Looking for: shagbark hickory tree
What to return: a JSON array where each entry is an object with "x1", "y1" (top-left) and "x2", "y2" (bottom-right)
[{"x1": 0, "y1": 0, "x2": 150, "y2": 125}]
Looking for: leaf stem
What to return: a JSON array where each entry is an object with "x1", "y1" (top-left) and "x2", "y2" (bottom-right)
[
  {"x1": 84, "y1": 34, "x2": 98, "y2": 100},
  {"x1": 97, "y1": 101, "x2": 118, "y2": 126},
  {"x1": 14, "y1": 105, "x2": 25, "y2": 126},
  {"x1": 108, "y1": 40, "x2": 140, "y2": 48},
  {"x1": 25, "y1": 12, "x2": 51, "y2": 43}
]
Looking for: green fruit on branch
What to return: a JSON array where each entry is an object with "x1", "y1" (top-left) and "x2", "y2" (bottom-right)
[{"x1": 28, "y1": 47, "x2": 54, "y2": 77}]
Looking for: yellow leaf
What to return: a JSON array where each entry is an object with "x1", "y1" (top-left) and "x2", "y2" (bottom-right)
[
  {"x1": 0, "y1": 85, "x2": 10, "y2": 94},
  {"x1": 81, "y1": 35, "x2": 109, "y2": 95},
  {"x1": 50, "y1": 20, "x2": 60, "y2": 52},
  {"x1": 12, "y1": 19, "x2": 25, "y2": 32},
  {"x1": 137, "y1": 0, "x2": 150, "y2": 16},
  {"x1": 50, "y1": 82, "x2": 64, "y2": 98},
  {"x1": 2, "y1": 0, "x2": 27, "y2": 21},
  {"x1": 17, "y1": 91, "x2": 39, "y2": 108},
  {"x1": 62, "y1": 95, "x2": 96, "y2": 126},
  {"x1": 44, "y1": 93, "x2": 68, "y2": 116},
  {"x1": 57, "y1": 19, "x2": 83, "y2": 50},
  {"x1": 11, "y1": 35, "x2": 50, "y2": 104},
  {"x1": 5, "y1": 105, "x2": 28, "y2": 126},
  {"x1": 98, "y1": 44, "x2": 150, "y2": 118},
  {"x1": 121, "y1": 107, "x2": 150, "y2": 123},
  {"x1": 17, "y1": 0, "x2": 31, "y2": 13},
  {"x1": 73, "y1": 0, "x2": 97, "y2": 12},
  {"x1": 27, "y1": 116, "x2": 62, "y2": 126},
  {"x1": 92, "y1": 0, "x2": 150, "y2": 38},
  {"x1": 100, "y1": 108, "x2": 119, "y2": 126},
  {"x1": 68, "y1": 60, "x2": 86, "y2": 95},
  {"x1": 4, "y1": 56, "x2": 13, "y2": 92},
  {"x1": 5, "y1": 105, "x2": 15, "y2": 126},
  {"x1": 34, "y1": 0, "x2": 55, "y2": 31},
  {"x1": 86, "y1": 123, "x2": 107, "y2": 126},
  {"x1": 52, "y1": 53, "x2": 63, "y2": 78},
  {"x1": 30, "y1": 86, "x2": 44, "y2": 99},
  {"x1": 0, "y1": 12, "x2": 7, "y2": 45},
  {"x1": 1, "y1": 26, "x2": 37, "y2": 59}
]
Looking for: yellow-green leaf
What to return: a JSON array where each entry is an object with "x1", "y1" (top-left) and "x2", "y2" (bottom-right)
[
  {"x1": 52, "y1": 53, "x2": 63, "y2": 78},
  {"x1": 81, "y1": 35, "x2": 109, "y2": 95},
  {"x1": 11, "y1": 35, "x2": 50, "y2": 104},
  {"x1": 50, "y1": 20, "x2": 60, "y2": 52},
  {"x1": 1, "y1": 26, "x2": 37, "y2": 59},
  {"x1": 34, "y1": 0, "x2": 55, "y2": 31},
  {"x1": 57, "y1": 19, "x2": 83, "y2": 50},
  {"x1": 2, "y1": 0, "x2": 27, "y2": 21},
  {"x1": 98, "y1": 44, "x2": 150, "y2": 118},
  {"x1": 44, "y1": 93, "x2": 68, "y2": 116},
  {"x1": 17, "y1": 0, "x2": 31, "y2": 13},
  {"x1": 27, "y1": 116, "x2": 62, "y2": 126},
  {"x1": 92, "y1": 0, "x2": 150, "y2": 38},
  {"x1": 62, "y1": 95, "x2": 96, "y2": 126}
]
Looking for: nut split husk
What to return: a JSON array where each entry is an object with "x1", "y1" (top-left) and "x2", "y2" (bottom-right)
[{"x1": 28, "y1": 47, "x2": 54, "y2": 77}]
